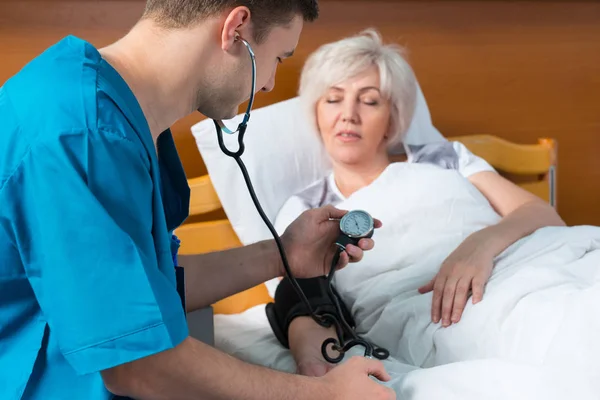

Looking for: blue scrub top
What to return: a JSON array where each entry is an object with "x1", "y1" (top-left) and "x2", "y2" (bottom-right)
[{"x1": 0, "y1": 36, "x2": 191, "y2": 399}]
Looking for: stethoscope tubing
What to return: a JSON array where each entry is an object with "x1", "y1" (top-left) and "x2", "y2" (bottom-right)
[{"x1": 211, "y1": 34, "x2": 389, "y2": 363}]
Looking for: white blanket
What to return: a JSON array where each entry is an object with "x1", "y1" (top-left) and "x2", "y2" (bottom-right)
[{"x1": 214, "y1": 163, "x2": 600, "y2": 398}]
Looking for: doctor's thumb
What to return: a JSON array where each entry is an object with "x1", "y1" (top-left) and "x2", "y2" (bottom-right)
[{"x1": 322, "y1": 204, "x2": 348, "y2": 221}]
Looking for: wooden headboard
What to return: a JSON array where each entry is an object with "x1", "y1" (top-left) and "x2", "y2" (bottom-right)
[{"x1": 2, "y1": 0, "x2": 599, "y2": 226}]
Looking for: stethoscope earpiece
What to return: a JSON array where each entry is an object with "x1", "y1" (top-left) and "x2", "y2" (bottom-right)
[{"x1": 214, "y1": 33, "x2": 256, "y2": 136}]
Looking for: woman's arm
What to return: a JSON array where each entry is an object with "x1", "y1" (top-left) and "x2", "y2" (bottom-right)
[
  {"x1": 419, "y1": 171, "x2": 565, "y2": 327},
  {"x1": 268, "y1": 275, "x2": 352, "y2": 377},
  {"x1": 288, "y1": 317, "x2": 338, "y2": 377},
  {"x1": 469, "y1": 171, "x2": 566, "y2": 252}
]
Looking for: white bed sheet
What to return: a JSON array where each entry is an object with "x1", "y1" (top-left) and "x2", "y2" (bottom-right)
[
  {"x1": 213, "y1": 164, "x2": 600, "y2": 398},
  {"x1": 214, "y1": 305, "x2": 599, "y2": 400}
]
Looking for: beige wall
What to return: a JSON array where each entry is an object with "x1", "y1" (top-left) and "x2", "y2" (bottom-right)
[{"x1": 2, "y1": 0, "x2": 599, "y2": 225}]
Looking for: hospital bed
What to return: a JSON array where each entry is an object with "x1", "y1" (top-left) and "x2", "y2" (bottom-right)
[
  {"x1": 176, "y1": 133, "x2": 557, "y2": 316},
  {"x1": 173, "y1": 91, "x2": 579, "y2": 398}
]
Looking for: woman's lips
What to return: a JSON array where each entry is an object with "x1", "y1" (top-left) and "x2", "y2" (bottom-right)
[{"x1": 335, "y1": 130, "x2": 362, "y2": 143}]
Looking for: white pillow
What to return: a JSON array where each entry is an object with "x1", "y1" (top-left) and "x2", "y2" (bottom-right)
[{"x1": 191, "y1": 83, "x2": 445, "y2": 245}]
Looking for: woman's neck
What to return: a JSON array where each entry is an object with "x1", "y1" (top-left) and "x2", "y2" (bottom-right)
[{"x1": 332, "y1": 157, "x2": 391, "y2": 198}]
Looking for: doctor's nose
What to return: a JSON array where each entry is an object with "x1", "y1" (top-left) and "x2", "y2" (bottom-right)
[{"x1": 261, "y1": 72, "x2": 276, "y2": 93}]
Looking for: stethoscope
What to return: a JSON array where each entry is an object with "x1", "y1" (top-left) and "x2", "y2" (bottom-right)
[
  {"x1": 213, "y1": 33, "x2": 256, "y2": 157},
  {"x1": 212, "y1": 33, "x2": 389, "y2": 364}
]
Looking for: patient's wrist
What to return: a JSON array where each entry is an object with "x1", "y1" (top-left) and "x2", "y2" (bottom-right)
[
  {"x1": 473, "y1": 225, "x2": 510, "y2": 257},
  {"x1": 288, "y1": 317, "x2": 338, "y2": 376},
  {"x1": 288, "y1": 317, "x2": 336, "y2": 354}
]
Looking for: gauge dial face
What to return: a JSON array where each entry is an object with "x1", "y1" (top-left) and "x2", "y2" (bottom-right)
[{"x1": 340, "y1": 210, "x2": 373, "y2": 238}]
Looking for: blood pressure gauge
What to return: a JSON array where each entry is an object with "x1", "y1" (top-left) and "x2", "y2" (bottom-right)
[{"x1": 336, "y1": 210, "x2": 374, "y2": 250}]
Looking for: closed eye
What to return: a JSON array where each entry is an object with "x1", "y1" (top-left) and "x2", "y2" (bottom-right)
[{"x1": 361, "y1": 96, "x2": 380, "y2": 106}]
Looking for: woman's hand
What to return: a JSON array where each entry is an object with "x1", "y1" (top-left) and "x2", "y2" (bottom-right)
[
  {"x1": 288, "y1": 316, "x2": 338, "y2": 377},
  {"x1": 418, "y1": 231, "x2": 495, "y2": 327},
  {"x1": 280, "y1": 205, "x2": 382, "y2": 279},
  {"x1": 417, "y1": 172, "x2": 566, "y2": 328}
]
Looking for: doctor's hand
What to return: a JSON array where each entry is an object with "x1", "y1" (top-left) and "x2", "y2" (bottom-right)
[
  {"x1": 279, "y1": 205, "x2": 382, "y2": 279},
  {"x1": 320, "y1": 356, "x2": 396, "y2": 400},
  {"x1": 418, "y1": 231, "x2": 495, "y2": 327}
]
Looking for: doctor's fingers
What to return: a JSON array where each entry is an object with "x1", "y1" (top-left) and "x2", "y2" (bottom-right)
[
  {"x1": 334, "y1": 250, "x2": 351, "y2": 271},
  {"x1": 357, "y1": 238, "x2": 375, "y2": 251},
  {"x1": 344, "y1": 244, "x2": 364, "y2": 263}
]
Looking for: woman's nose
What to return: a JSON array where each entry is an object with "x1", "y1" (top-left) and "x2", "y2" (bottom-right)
[
  {"x1": 341, "y1": 105, "x2": 358, "y2": 123},
  {"x1": 342, "y1": 109, "x2": 358, "y2": 123}
]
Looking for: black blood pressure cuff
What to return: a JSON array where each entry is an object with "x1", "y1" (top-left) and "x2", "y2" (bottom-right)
[{"x1": 265, "y1": 276, "x2": 355, "y2": 349}]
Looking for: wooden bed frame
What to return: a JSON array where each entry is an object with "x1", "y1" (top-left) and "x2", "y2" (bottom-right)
[{"x1": 175, "y1": 134, "x2": 557, "y2": 315}]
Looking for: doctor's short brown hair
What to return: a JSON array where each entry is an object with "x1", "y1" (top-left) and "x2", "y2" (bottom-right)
[{"x1": 143, "y1": 0, "x2": 319, "y2": 43}]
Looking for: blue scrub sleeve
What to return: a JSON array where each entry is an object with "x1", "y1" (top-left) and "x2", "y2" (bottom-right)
[{"x1": 8, "y1": 129, "x2": 188, "y2": 375}]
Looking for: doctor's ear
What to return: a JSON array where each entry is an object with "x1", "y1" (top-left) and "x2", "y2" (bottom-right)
[{"x1": 220, "y1": 6, "x2": 252, "y2": 51}]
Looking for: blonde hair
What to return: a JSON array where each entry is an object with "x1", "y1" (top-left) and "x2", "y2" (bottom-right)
[{"x1": 299, "y1": 29, "x2": 417, "y2": 150}]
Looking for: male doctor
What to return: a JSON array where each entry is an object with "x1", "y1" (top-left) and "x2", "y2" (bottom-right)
[{"x1": 0, "y1": 0, "x2": 396, "y2": 399}]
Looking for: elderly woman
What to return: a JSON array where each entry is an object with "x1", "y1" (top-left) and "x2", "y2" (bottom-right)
[{"x1": 269, "y1": 30, "x2": 565, "y2": 377}]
